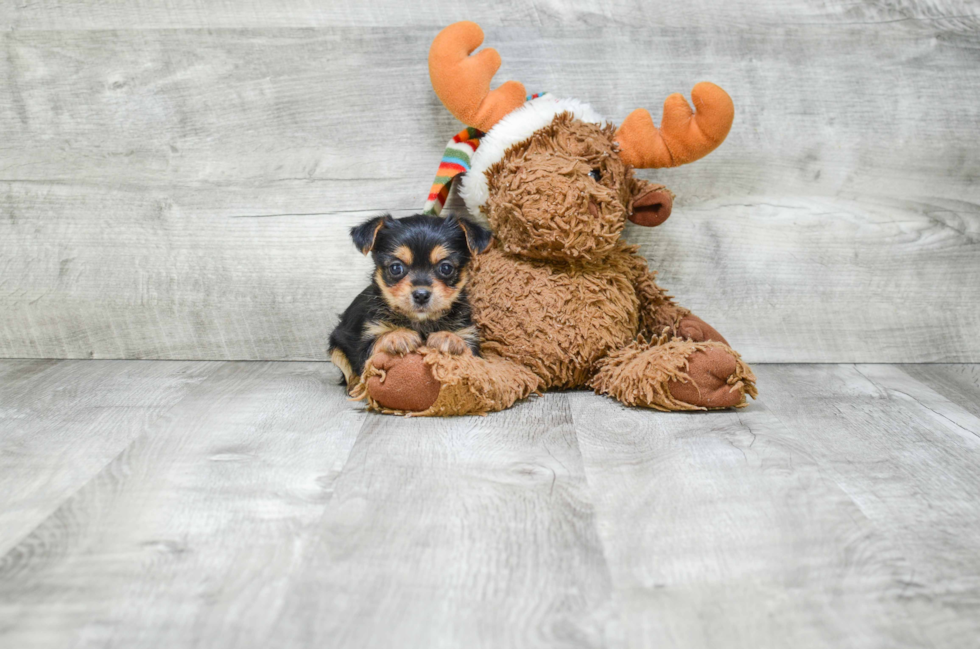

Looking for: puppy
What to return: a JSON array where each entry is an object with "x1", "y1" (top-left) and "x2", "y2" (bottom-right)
[{"x1": 329, "y1": 213, "x2": 492, "y2": 394}]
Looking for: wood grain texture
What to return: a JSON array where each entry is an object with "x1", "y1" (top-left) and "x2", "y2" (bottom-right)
[
  {"x1": 0, "y1": 359, "x2": 60, "y2": 384},
  {"x1": 1, "y1": 0, "x2": 979, "y2": 361},
  {"x1": 900, "y1": 364, "x2": 980, "y2": 420},
  {"x1": 3, "y1": 12, "x2": 978, "y2": 209},
  {"x1": 276, "y1": 393, "x2": 619, "y2": 649},
  {"x1": 5, "y1": 0, "x2": 544, "y2": 29},
  {"x1": 0, "y1": 359, "x2": 218, "y2": 556},
  {"x1": 567, "y1": 390, "x2": 932, "y2": 648},
  {"x1": 2, "y1": 359, "x2": 980, "y2": 646},
  {"x1": 0, "y1": 361, "x2": 363, "y2": 648},
  {"x1": 2, "y1": 192, "x2": 977, "y2": 362},
  {"x1": 757, "y1": 364, "x2": 980, "y2": 647},
  {"x1": 8, "y1": 0, "x2": 980, "y2": 30},
  {"x1": 0, "y1": 190, "x2": 383, "y2": 360}
]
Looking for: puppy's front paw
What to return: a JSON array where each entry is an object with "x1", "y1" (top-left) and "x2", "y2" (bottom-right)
[
  {"x1": 375, "y1": 329, "x2": 422, "y2": 356},
  {"x1": 426, "y1": 331, "x2": 471, "y2": 355}
]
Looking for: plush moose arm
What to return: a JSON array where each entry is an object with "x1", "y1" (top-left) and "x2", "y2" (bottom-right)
[
  {"x1": 625, "y1": 247, "x2": 730, "y2": 346},
  {"x1": 625, "y1": 251, "x2": 686, "y2": 338}
]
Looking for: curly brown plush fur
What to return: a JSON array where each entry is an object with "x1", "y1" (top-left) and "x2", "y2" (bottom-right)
[
  {"x1": 355, "y1": 113, "x2": 756, "y2": 416},
  {"x1": 485, "y1": 117, "x2": 633, "y2": 263}
]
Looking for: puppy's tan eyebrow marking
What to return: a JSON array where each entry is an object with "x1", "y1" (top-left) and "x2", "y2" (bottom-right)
[
  {"x1": 429, "y1": 244, "x2": 449, "y2": 264},
  {"x1": 393, "y1": 245, "x2": 413, "y2": 265}
]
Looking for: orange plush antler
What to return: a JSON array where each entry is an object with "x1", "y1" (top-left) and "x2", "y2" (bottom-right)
[
  {"x1": 428, "y1": 21, "x2": 527, "y2": 132},
  {"x1": 616, "y1": 82, "x2": 734, "y2": 168}
]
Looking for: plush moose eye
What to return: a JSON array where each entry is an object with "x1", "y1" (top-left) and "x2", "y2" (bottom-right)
[
  {"x1": 436, "y1": 261, "x2": 455, "y2": 278},
  {"x1": 589, "y1": 168, "x2": 602, "y2": 182},
  {"x1": 388, "y1": 262, "x2": 406, "y2": 278}
]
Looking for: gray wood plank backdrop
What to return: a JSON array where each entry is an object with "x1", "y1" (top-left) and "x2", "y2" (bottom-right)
[{"x1": 1, "y1": 0, "x2": 978, "y2": 362}]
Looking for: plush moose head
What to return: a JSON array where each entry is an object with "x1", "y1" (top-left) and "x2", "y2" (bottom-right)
[{"x1": 428, "y1": 21, "x2": 734, "y2": 263}]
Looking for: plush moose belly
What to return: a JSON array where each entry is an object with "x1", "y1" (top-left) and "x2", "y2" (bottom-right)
[{"x1": 467, "y1": 247, "x2": 639, "y2": 389}]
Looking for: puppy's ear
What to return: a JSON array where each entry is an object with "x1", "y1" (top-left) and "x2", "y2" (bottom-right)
[
  {"x1": 454, "y1": 217, "x2": 493, "y2": 254},
  {"x1": 350, "y1": 214, "x2": 393, "y2": 255}
]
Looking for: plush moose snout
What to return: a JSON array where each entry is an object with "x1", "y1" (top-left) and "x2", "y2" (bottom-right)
[{"x1": 629, "y1": 187, "x2": 673, "y2": 227}]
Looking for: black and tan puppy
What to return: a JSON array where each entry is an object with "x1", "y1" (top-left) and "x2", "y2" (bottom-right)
[{"x1": 329, "y1": 213, "x2": 492, "y2": 393}]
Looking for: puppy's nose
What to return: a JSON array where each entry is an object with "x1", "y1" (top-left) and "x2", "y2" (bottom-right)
[{"x1": 411, "y1": 288, "x2": 432, "y2": 305}]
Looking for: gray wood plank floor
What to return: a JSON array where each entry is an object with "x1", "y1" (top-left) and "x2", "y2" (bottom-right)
[{"x1": 2, "y1": 360, "x2": 979, "y2": 648}]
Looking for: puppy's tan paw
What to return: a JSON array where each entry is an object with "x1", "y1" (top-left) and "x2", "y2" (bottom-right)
[
  {"x1": 426, "y1": 331, "x2": 470, "y2": 355},
  {"x1": 375, "y1": 328, "x2": 422, "y2": 356}
]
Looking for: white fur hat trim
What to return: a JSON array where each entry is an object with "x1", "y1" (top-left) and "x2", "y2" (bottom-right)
[{"x1": 458, "y1": 96, "x2": 606, "y2": 215}]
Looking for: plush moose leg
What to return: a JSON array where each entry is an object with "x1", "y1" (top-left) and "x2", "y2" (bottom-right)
[
  {"x1": 590, "y1": 338, "x2": 757, "y2": 411},
  {"x1": 362, "y1": 349, "x2": 540, "y2": 416},
  {"x1": 625, "y1": 256, "x2": 755, "y2": 409}
]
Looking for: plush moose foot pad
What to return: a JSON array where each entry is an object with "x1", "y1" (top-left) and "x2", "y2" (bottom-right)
[
  {"x1": 591, "y1": 339, "x2": 756, "y2": 411},
  {"x1": 363, "y1": 349, "x2": 541, "y2": 416},
  {"x1": 364, "y1": 352, "x2": 441, "y2": 413},
  {"x1": 667, "y1": 346, "x2": 754, "y2": 409}
]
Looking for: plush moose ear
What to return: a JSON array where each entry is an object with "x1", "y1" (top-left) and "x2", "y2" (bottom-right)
[
  {"x1": 454, "y1": 216, "x2": 493, "y2": 254},
  {"x1": 350, "y1": 214, "x2": 393, "y2": 254}
]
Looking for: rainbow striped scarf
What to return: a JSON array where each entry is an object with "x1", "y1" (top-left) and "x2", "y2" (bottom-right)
[
  {"x1": 422, "y1": 94, "x2": 546, "y2": 217},
  {"x1": 422, "y1": 126, "x2": 484, "y2": 216}
]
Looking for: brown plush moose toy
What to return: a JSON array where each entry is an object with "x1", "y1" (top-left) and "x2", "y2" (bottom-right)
[{"x1": 355, "y1": 21, "x2": 757, "y2": 416}]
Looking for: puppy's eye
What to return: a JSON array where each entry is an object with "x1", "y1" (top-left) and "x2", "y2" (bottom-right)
[
  {"x1": 388, "y1": 262, "x2": 406, "y2": 278},
  {"x1": 436, "y1": 261, "x2": 455, "y2": 278},
  {"x1": 589, "y1": 168, "x2": 602, "y2": 182}
]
